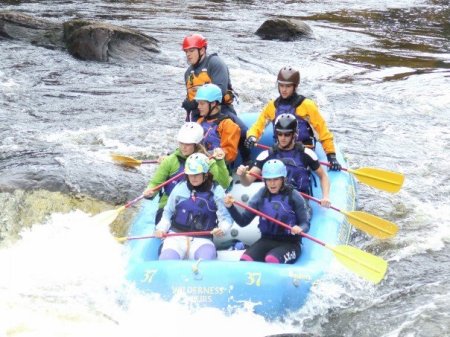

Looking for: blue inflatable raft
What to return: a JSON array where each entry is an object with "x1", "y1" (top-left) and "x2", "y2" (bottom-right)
[{"x1": 124, "y1": 113, "x2": 357, "y2": 319}]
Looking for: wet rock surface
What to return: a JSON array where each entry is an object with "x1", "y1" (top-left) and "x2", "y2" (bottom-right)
[
  {"x1": 0, "y1": 11, "x2": 160, "y2": 61},
  {"x1": 255, "y1": 18, "x2": 313, "y2": 41}
]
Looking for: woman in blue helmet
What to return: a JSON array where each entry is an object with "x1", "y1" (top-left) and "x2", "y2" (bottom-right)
[
  {"x1": 154, "y1": 152, "x2": 233, "y2": 260},
  {"x1": 224, "y1": 159, "x2": 310, "y2": 264},
  {"x1": 195, "y1": 83, "x2": 241, "y2": 164}
]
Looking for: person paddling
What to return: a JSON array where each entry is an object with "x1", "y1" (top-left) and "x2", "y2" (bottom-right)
[
  {"x1": 224, "y1": 159, "x2": 310, "y2": 264},
  {"x1": 154, "y1": 153, "x2": 233, "y2": 260},
  {"x1": 244, "y1": 66, "x2": 342, "y2": 171},
  {"x1": 237, "y1": 113, "x2": 331, "y2": 209},
  {"x1": 143, "y1": 122, "x2": 230, "y2": 224}
]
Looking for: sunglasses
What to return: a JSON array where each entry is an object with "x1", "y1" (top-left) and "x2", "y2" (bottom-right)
[{"x1": 276, "y1": 131, "x2": 294, "y2": 137}]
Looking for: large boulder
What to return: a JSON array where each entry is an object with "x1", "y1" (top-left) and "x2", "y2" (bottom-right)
[
  {"x1": 0, "y1": 11, "x2": 64, "y2": 49},
  {"x1": 255, "y1": 19, "x2": 313, "y2": 41},
  {"x1": 0, "y1": 11, "x2": 160, "y2": 62},
  {"x1": 63, "y1": 20, "x2": 160, "y2": 62}
]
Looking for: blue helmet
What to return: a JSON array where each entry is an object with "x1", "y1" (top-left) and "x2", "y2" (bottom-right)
[
  {"x1": 262, "y1": 159, "x2": 287, "y2": 179},
  {"x1": 194, "y1": 84, "x2": 222, "y2": 103},
  {"x1": 185, "y1": 153, "x2": 210, "y2": 174}
]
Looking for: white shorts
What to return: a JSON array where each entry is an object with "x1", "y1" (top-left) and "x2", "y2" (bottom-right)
[{"x1": 161, "y1": 234, "x2": 216, "y2": 260}]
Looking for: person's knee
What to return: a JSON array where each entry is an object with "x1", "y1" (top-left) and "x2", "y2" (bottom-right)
[
  {"x1": 159, "y1": 248, "x2": 180, "y2": 260},
  {"x1": 240, "y1": 253, "x2": 254, "y2": 262},
  {"x1": 265, "y1": 255, "x2": 280, "y2": 264},
  {"x1": 194, "y1": 244, "x2": 217, "y2": 260}
]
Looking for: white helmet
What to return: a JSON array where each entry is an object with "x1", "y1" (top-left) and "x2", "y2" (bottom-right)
[{"x1": 177, "y1": 122, "x2": 204, "y2": 144}]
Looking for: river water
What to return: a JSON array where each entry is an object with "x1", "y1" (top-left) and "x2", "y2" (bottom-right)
[{"x1": 1, "y1": 1, "x2": 449, "y2": 336}]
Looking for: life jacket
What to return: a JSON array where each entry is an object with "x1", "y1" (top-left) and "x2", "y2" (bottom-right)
[
  {"x1": 269, "y1": 143, "x2": 311, "y2": 194},
  {"x1": 185, "y1": 53, "x2": 236, "y2": 105},
  {"x1": 162, "y1": 155, "x2": 186, "y2": 196},
  {"x1": 273, "y1": 95, "x2": 316, "y2": 147},
  {"x1": 171, "y1": 185, "x2": 218, "y2": 232},
  {"x1": 200, "y1": 113, "x2": 230, "y2": 152},
  {"x1": 256, "y1": 187, "x2": 297, "y2": 239}
]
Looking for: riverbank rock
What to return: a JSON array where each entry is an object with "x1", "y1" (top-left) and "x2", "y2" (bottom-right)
[
  {"x1": 0, "y1": 11, "x2": 160, "y2": 62},
  {"x1": 255, "y1": 19, "x2": 313, "y2": 41},
  {"x1": 63, "y1": 20, "x2": 159, "y2": 61},
  {"x1": 0, "y1": 11, "x2": 64, "y2": 49}
]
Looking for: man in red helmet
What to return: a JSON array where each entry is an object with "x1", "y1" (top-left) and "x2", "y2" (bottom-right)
[
  {"x1": 181, "y1": 33, "x2": 251, "y2": 164},
  {"x1": 244, "y1": 66, "x2": 342, "y2": 171},
  {"x1": 182, "y1": 34, "x2": 233, "y2": 120}
]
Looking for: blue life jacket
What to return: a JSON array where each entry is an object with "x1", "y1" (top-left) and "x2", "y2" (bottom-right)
[
  {"x1": 269, "y1": 143, "x2": 311, "y2": 194},
  {"x1": 163, "y1": 155, "x2": 186, "y2": 196},
  {"x1": 273, "y1": 95, "x2": 315, "y2": 147},
  {"x1": 256, "y1": 187, "x2": 297, "y2": 240},
  {"x1": 171, "y1": 185, "x2": 218, "y2": 232},
  {"x1": 200, "y1": 113, "x2": 230, "y2": 152}
]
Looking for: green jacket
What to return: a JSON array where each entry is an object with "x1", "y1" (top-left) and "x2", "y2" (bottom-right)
[{"x1": 147, "y1": 148, "x2": 231, "y2": 209}]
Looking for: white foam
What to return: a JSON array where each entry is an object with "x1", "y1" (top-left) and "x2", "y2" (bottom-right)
[{"x1": 0, "y1": 210, "x2": 300, "y2": 337}]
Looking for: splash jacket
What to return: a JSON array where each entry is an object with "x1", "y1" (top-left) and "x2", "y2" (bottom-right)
[
  {"x1": 247, "y1": 93, "x2": 336, "y2": 154},
  {"x1": 185, "y1": 53, "x2": 235, "y2": 105},
  {"x1": 147, "y1": 148, "x2": 230, "y2": 210}
]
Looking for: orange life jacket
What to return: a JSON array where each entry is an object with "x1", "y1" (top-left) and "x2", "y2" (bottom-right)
[{"x1": 186, "y1": 54, "x2": 235, "y2": 105}]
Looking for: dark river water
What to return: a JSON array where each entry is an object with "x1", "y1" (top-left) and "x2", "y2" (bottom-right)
[{"x1": 1, "y1": 1, "x2": 449, "y2": 336}]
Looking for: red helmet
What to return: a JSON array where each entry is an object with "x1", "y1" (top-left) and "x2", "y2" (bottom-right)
[{"x1": 182, "y1": 34, "x2": 208, "y2": 50}]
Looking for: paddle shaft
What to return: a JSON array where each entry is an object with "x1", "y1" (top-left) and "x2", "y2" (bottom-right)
[
  {"x1": 246, "y1": 171, "x2": 398, "y2": 239},
  {"x1": 233, "y1": 200, "x2": 325, "y2": 247},
  {"x1": 124, "y1": 171, "x2": 185, "y2": 209},
  {"x1": 120, "y1": 231, "x2": 212, "y2": 242},
  {"x1": 111, "y1": 154, "x2": 158, "y2": 167}
]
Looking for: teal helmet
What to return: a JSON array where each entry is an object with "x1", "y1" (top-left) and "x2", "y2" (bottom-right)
[
  {"x1": 194, "y1": 84, "x2": 222, "y2": 103},
  {"x1": 185, "y1": 153, "x2": 209, "y2": 174},
  {"x1": 262, "y1": 159, "x2": 287, "y2": 179}
]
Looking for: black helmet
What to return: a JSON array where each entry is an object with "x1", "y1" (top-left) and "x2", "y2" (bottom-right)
[
  {"x1": 274, "y1": 113, "x2": 297, "y2": 133},
  {"x1": 277, "y1": 66, "x2": 300, "y2": 86}
]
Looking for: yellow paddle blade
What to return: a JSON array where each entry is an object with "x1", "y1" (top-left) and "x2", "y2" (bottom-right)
[
  {"x1": 329, "y1": 244, "x2": 388, "y2": 284},
  {"x1": 349, "y1": 167, "x2": 404, "y2": 193},
  {"x1": 110, "y1": 154, "x2": 142, "y2": 167},
  {"x1": 342, "y1": 210, "x2": 399, "y2": 239},
  {"x1": 90, "y1": 206, "x2": 125, "y2": 227}
]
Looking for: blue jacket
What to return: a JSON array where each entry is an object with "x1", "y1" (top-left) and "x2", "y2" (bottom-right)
[{"x1": 228, "y1": 185, "x2": 310, "y2": 240}]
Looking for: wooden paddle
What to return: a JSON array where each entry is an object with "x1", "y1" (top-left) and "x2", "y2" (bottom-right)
[
  {"x1": 90, "y1": 171, "x2": 185, "y2": 227},
  {"x1": 111, "y1": 154, "x2": 158, "y2": 167},
  {"x1": 254, "y1": 143, "x2": 404, "y2": 193},
  {"x1": 232, "y1": 200, "x2": 388, "y2": 284},
  {"x1": 116, "y1": 230, "x2": 214, "y2": 243},
  {"x1": 246, "y1": 171, "x2": 398, "y2": 239}
]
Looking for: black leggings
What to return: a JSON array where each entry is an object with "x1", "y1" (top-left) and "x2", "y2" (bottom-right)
[{"x1": 241, "y1": 237, "x2": 301, "y2": 264}]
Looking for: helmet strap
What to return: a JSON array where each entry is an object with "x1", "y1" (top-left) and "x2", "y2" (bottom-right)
[
  {"x1": 206, "y1": 102, "x2": 217, "y2": 118},
  {"x1": 193, "y1": 48, "x2": 206, "y2": 68}
]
